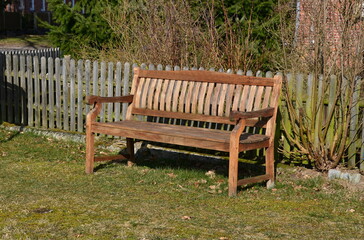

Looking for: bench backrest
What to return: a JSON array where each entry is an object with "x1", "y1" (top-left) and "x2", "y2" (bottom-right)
[{"x1": 127, "y1": 68, "x2": 282, "y2": 131}]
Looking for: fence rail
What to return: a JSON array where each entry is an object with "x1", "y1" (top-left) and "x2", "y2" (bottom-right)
[{"x1": 0, "y1": 54, "x2": 363, "y2": 170}]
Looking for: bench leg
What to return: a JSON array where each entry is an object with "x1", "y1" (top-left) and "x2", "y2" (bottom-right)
[
  {"x1": 126, "y1": 138, "x2": 135, "y2": 167},
  {"x1": 85, "y1": 128, "x2": 95, "y2": 174},
  {"x1": 228, "y1": 140, "x2": 239, "y2": 196},
  {"x1": 266, "y1": 144, "x2": 275, "y2": 189}
]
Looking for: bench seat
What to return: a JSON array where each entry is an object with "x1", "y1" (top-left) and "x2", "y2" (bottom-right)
[{"x1": 92, "y1": 120, "x2": 270, "y2": 152}]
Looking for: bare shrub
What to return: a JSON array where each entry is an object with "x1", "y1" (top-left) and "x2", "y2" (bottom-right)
[{"x1": 280, "y1": 0, "x2": 364, "y2": 171}]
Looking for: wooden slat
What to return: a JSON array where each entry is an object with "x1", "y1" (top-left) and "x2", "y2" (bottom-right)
[
  {"x1": 122, "y1": 62, "x2": 130, "y2": 120},
  {"x1": 238, "y1": 85, "x2": 250, "y2": 112},
  {"x1": 62, "y1": 56, "x2": 70, "y2": 130},
  {"x1": 70, "y1": 59, "x2": 76, "y2": 131},
  {"x1": 85, "y1": 60, "x2": 92, "y2": 118},
  {"x1": 165, "y1": 80, "x2": 175, "y2": 111},
  {"x1": 172, "y1": 80, "x2": 182, "y2": 112},
  {"x1": 253, "y1": 86, "x2": 264, "y2": 110},
  {"x1": 232, "y1": 85, "x2": 242, "y2": 111},
  {"x1": 55, "y1": 58, "x2": 61, "y2": 129},
  {"x1": 218, "y1": 84, "x2": 228, "y2": 116},
  {"x1": 132, "y1": 108, "x2": 233, "y2": 124},
  {"x1": 159, "y1": 79, "x2": 170, "y2": 111},
  {"x1": 262, "y1": 86, "x2": 272, "y2": 108},
  {"x1": 204, "y1": 83, "x2": 215, "y2": 115},
  {"x1": 191, "y1": 82, "x2": 201, "y2": 114},
  {"x1": 48, "y1": 57, "x2": 54, "y2": 129},
  {"x1": 245, "y1": 85, "x2": 257, "y2": 112},
  {"x1": 224, "y1": 84, "x2": 235, "y2": 115},
  {"x1": 147, "y1": 79, "x2": 157, "y2": 109},
  {"x1": 114, "y1": 62, "x2": 122, "y2": 122},
  {"x1": 211, "y1": 83, "x2": 221, "y2": 116},
  {"x1": 185, "y1": 81, "x2": 195, "y2": 113},
  {"x1": 137, "y1": 69, "x2": 276, "y2": 86},
  {"x1": 134, "y1": 77, "x2": 145, "y2": 108},
  {"x1": 140, "y1": 78, "x2": 151, "y2": 108},
  {"x1": 34, "y1": 56, "x2": 40, "y2": 128},
  {"x1": 26, "y1": 56, "x2": 33, "y2": 127},
  {"x1": 6, "y1": 55, "x2": 13, "y2": 123},
  {"x1": 107, "y1": 62, "x2": 114, "y2": 122},
  {"x1": 13, "y1": 55, "x2": 20, "y2": 124},
  {"x1": 77, "y1": 60, "x2": 84, "y2": 132},
  {"x1": 237, "y1": 174, "x2": 270, "y2": 186},
  {"x1": 99, "y1": 61, "x2": 106, "y2": 122},
  {"x1": 198, "y1": 82, "x2": 208, "y2": 114},
  {"x1": 153, "y1": 79, "x2": 163, "y2": 110},
  {"x1": 20, "y1": 55, "x2": 26, "y2": 125},
  {"x1": 41, "y1": 57, "x2": 47, "y2": 128},
  {"x1": 178, "y1": 81, "x2": 189, "y2": 112}
]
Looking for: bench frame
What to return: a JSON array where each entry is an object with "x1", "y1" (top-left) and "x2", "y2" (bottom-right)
[{"x1": 86, "y1": 68, "x2": 282, "y2": 196}]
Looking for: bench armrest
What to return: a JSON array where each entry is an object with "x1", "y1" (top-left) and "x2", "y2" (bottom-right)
[
  {"x1": 229, "y1": 107, "x2": 275, "y2": 121},
  {"x1": 86, "y1": 95, "x2": 134, "y2": 105}
]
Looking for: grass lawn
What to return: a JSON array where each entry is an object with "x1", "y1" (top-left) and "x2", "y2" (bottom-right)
[
  {"x1": 0, "y1": 35, "x2": 52, "y2": 49},
  {"x1": 0, "y1": 127, "x2": 363, "y2": 239}
]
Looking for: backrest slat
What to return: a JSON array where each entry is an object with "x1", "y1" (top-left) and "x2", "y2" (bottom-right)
[
  {"x1": 239, "y1": 85, "x2": 250, "y2": 112},
  {"x1": 262, "y1": 86, "x2": 272, "y2": 108},
  {"x1": 140, "y1": 78, "x2": 151, "y2": 108},
  {"x1": 153, "y1": 79, "x2": 163, "y2": 110},
  {"x1": 204, "y1": 83, "x2": 215, "y2": 115},
  {"x1": 231, "y1": 85, "x2": 242, "y2": 111},
  {"x1": 198, "y1": 82, "x2": 208, "y2": 114},
  {"x1": 225, "y1": 84, "x2": 236, "y2": 115},
  {"x1": 246, "y1": 85, "x2": 257, "y2": 112},
  {"x1": 159, "y1": 79, "x2": 170, "y2": 111},
  {"x1": 185, "y1": 81, "x2": 195, "y2": 113},
  {"x1": 211, "y1": 83, "x2": 222, "y2": 116},
  {"x1": 165, "y1": 80, "x2": 175, "y2": 111},
  {"x1": 218, "y1": 84, "x2": 228, "y2": 116},
  {"x1": 253, "y1": 86, "x2": 265, "y2": 110},
  {"x1": 172, "y1": 80, "x2": 182, "y2": 112},
  {"x1": 129, "y1": 68, "x2": 282, "y2": 129},
  {"x1": 178, "y1": 81, "x2": 189, "y2": 112},
  {"x1": 147, "y1": 79, "x2": 157, "y2": 109},
  {"x1": 192, "y1": 82, "x2": 202, "y2": 114}
]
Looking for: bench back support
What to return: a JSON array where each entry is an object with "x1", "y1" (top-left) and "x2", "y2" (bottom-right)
[{"x1": 127, "y1": 68, "x2": 282, "y2": 131}]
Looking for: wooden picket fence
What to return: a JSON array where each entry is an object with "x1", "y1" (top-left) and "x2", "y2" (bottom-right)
[{"x1": 0, "y1": 54, "x2": 363, "y2": 170}]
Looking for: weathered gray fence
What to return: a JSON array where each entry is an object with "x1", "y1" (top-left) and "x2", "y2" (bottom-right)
[{"x1": 0, "y1": 54, "x2": 363, "y2": 170}]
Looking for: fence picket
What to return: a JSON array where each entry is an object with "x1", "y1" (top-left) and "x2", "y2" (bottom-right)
[
  {"x1": 55, "y1": 58, "x2": 61, "y2": 129},
  {"x1": 77, "y1": 60, "x2": 84, "y2": 132},
  {"x1": 48, "y1": 57, "x2": 54, "y2": 129},
  {"x1": 100, "y1": 62, "x2": 106, "y2": 122},
  {"x1": 34, "y1": 56, "x2": 40, "y2": 128},
  {"x1": 20, "y1": 55, "x2": 26, "y2": 125},
  {"x1": 115, "y1": 62, "x2": 122, "y2": 122},
  {"x1": 13, "y1": 55, "x2": 20, "y2": 125},
  {"x1": 41, "y1": 57, "x2": 47, "y2": 128},
  {"x1": 63, "y1": 56, "x2": 70, "y2": 131},
  {"x1": 26, "y1": 56, "x2": 33, "y2": 127},
  {"x1": 70, "y1": 59, "x2": 76, "y2": 131},
  {"x1": 6, "y1": 55, "x2": 13, "y2": 123}
]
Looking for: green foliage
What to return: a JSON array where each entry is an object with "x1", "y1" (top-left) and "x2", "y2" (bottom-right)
[
  {"x1": 46, "y1": 0, "x2": 289, "y2": 70},
  {"x1": 44, "y1": 0, "x2": 118, "y2": 55}
]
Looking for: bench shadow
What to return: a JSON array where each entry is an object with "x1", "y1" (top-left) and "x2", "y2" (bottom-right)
[{"x1": 94, "y1": 142, "x2": 267, "y2": 186}]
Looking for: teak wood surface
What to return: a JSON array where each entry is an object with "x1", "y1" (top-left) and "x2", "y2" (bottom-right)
[{"x1": 85, "y1": 67, "x2": 282, "y2": 196}]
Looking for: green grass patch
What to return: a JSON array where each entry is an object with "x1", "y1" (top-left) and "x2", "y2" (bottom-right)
[
  {"x1": 0, "y1": 128, "x2": 363, "y2": 239},
  {"x1": 0, "y1": 35, "x2": 52, "y2": 48}
]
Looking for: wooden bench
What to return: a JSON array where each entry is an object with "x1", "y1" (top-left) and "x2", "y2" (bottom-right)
[{"x1": 85, "y1": 68, "x2": 282, "y2": 196}]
